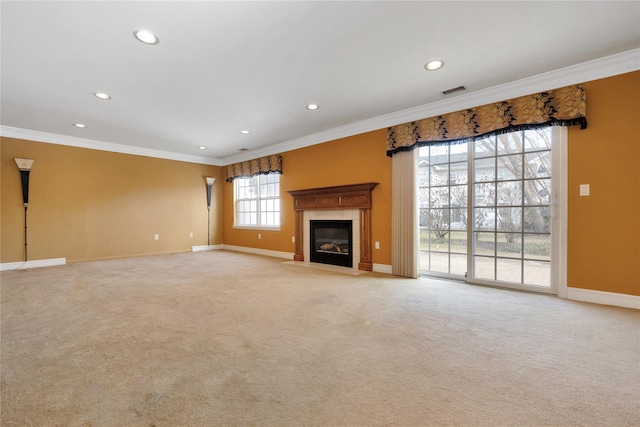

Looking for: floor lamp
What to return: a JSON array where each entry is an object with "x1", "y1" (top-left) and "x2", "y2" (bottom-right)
[
  {"x1": 15, "y1": 158, "x2": 35, "y2": 261},
  {"x1": 206, "y1": 177, "x2": 215, "y2": 247}
]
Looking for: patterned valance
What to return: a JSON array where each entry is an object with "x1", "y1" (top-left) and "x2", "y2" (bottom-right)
[
  {"x1": 225, "y1": 154, "x2": 282, "y2": 182},
  {"x1": 386, "y1": 84, "x2": 587, "y2": 156}
]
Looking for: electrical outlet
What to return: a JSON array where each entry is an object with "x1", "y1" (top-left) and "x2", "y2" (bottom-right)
[
  {"x1": 189, "y1": 232, "x2": 193, "y2": 238},
  {"x1": 154, "y1": 234, "x2": 159, "y2": 240},
  {"x1": 258, "y1": 233, "x2": 261, "y2": 239}
]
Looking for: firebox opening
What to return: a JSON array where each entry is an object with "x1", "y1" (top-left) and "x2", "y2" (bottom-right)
[{"x1": 310, "y1": 220, "x2": 353, "y2": 268}]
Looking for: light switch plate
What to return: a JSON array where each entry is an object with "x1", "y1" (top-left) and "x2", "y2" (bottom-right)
[{"x1": 580, "y1": 184, "x2": 590, "y2": 196}]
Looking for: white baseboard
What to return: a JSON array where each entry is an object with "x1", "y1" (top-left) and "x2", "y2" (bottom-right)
[
  {"x1": 373, "y1": 263, "x2": 393, "y2": 274},
  {"x1": 220, "y1": 244, "x2": 294, "y2": 260},
  {"x1": 566, "y1": 287, "x2": 640, "y2": 310},
  {"x1": 0, "y1": 258, "x2": 67, "y2": 271},
  {"x1": 192, "y1": 245, "x2": 223, "y2": 252}
]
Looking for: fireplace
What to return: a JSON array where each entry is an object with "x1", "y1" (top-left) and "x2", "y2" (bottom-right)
[
  {"x1": 288, "y1": 183, "x2": 378, "y2": 271},
  {"x1": 310, "y1": 220, "x2": 353, "y2": 268}
]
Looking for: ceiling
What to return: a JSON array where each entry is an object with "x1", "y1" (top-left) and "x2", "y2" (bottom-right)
[{"x1": 2, "y1": 1, "x2": 639, "y2": 165}]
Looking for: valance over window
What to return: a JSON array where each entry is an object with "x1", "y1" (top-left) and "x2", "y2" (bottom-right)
[
  {"x1": 225, "y1": 154, "x2": 283, "y2": 182},
  {"x1": 386, "y1": 84, "x2": 587, "y2": 156}
]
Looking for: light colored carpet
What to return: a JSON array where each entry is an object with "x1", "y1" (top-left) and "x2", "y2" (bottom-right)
[{"x1": 1, "y1": 250, "x2": 639, "y2": 426}]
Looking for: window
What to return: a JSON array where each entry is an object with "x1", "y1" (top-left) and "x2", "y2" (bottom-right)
[{"x1": 234, "y1": 174, "x2": 280, "y2": 228}]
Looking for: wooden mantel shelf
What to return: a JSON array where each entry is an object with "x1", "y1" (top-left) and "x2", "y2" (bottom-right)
[
  {"x1": 288, "y1": 183, "x2": 378, "y2": 271},
  {"x1": 288, "y1": 182, "x2": 378, "y2": 211}
]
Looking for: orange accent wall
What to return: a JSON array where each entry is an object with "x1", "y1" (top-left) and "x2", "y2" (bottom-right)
[
  {"x1": 567, "y1": 71, "x2": 640, "y2": 296},
  {"x1": 1, "y1": 138, "x2": 222, "y2": 263},
  {"x1": 223, "y1": 72, "x2": 640, "y2": 295},
  {"x1": 222, "y1": 129, "x2": 393, "y2": 265},
  {"x1": 3, "y1": 72, "x2": 638, "y2": 297}
]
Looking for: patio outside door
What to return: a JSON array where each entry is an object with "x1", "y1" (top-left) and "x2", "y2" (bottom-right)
[{"x1": 419, "y1": 127, "x2": 565, "y2": 294}]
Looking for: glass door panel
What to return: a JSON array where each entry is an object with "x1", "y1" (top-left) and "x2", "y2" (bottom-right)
[
  {"x1": 419, "y1": 143, "x2": 469, "y2": 278},
  {"x1": 471, "y1": 129, "x2": 552, "y2": 289}
]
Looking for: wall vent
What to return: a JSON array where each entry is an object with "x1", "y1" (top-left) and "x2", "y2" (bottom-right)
[{"x1": 442, "y1": 85, "x2": 466, "y2": 95}]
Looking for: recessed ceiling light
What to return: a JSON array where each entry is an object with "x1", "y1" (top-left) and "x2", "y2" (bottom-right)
[
  {"x1": 424, "y1": 60, "x2": 444, "y2": 71},
  {"x1": 306, "y1": 104, "x2": 319, "y2": 110},
  {"x1": 134, "y1": 30, "x2": 159, "y2": 45},
  {"x1": 73, "y1": 123, "x2": 87, "y2": 128},
  {"x1": 239, "y1": 148, "x2": 249, "y2": 152},
  {"x1": 199, "y1": 146, "x2": 206, "y2": 150},
  {"x1": 240, "y1": 130, "x2": 250, "y2": 134},
  {"x1": 94, "y1": 92, "x2": 111, "y2": 100}
]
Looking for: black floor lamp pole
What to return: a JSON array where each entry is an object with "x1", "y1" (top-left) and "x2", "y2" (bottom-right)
[
  {"x1": 206, "y1": 177, "x2": 215, "y2": 248},
  {"x1": 24, "y1": 206, "x2": 28, "y2": 261},
  {"x1": 15, "y1": 158, "x2": 35, "y2": 262}
]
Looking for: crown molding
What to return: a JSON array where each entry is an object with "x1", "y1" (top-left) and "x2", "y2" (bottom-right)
[
  {"x1": 2, "y1": 49, "x2": 637, "y2": 167},
  {"x1": 222, "y1": 48, "x2": 639, "y2": 165},
  {"x1": 0, "y1": 126, "x2": 223, "y2": 166}
]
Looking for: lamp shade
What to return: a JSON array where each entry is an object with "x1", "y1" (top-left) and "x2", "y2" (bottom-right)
[
  {"x1": 206, "y1": 177, "x2": 215, "y2": 209},
  {"x1": 14, "y1": 158, "x2": 35, "y2": 207},
  {"x1": 14, "y1": 158, "x2": 34, "y2": 171}
]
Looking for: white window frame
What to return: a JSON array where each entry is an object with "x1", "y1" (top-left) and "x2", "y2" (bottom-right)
[
  {"x1": 233, "y1": 174, "x2": 281, "y2": 230},
  {"x1": 551, "y1": 126, "x2": 568, "y2": 298}
]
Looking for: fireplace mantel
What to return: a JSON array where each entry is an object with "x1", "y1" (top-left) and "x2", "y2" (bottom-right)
[
  {"x1": 288, "y1": 182, "x2": 378, "y2": 211},
  {"x1": 288, "y1": 183, "x2": 378, "y2": 271}
]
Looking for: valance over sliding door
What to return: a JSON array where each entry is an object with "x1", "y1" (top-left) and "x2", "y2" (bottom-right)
[{"x1": 386, "y1": 84, "x2": 586, "y2": 157}]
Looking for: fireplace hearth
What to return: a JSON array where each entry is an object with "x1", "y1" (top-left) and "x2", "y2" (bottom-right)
[{"x1": 310, "y1": 220, "x2": 353, "y2": 268}]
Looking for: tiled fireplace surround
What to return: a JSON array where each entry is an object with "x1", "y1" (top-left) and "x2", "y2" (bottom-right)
[
  {"x1": 288, "y1": 183, "x2": 378, "y2": 271},
  {"x1": 304, "y1": 209, "x2": 359, "y2": 269}
]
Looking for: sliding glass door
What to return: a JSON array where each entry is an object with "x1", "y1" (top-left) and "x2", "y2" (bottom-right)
[
  {"x1": 419, "y1": 127, "x2": 563, "y2": 293},
  {"x1": 418, "y1": 143, "x2": 469, "y2": 277}
]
